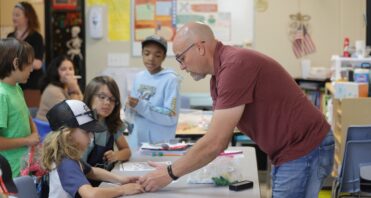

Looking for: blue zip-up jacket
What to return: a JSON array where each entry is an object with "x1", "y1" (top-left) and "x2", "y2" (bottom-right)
[{"x1": 128, "y1": 68, "x2": 180, "y2": 149}]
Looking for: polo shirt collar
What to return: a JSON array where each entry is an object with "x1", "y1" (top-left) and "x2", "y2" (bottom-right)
[{"x1": 213, "y1": 41, "x2": 223, "y2": 76}]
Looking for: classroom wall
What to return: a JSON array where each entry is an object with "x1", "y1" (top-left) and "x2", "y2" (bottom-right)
[
  {"x1": 0, "y1": 0, "x2": 366, "y2": 94},
  {"x1": 0, "y1": 0, "x2": 45, "y2": 39},
  {"x1": 255, "y1": 0, "x2": 366, "y2": 79},
  {"x1": 84, "y1": 5, "x2": 210, "y2": 94},
  {"x1": 85, "y1": 0, "x2": 366, "y2": 93}
]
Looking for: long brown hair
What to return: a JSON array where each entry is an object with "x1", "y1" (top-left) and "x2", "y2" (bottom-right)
[
  {"x1": 15, "y1": 2, "x2": 40, "y2": 32},
  {"x1": 84, "y1": 76, "x2": 124, "y2": 134},
  {"x1": 39, "y1": 55, "x2": 74, "y2": 93},
  {"x1": 41, "y1": 128, "x2": 82, "y2": 171}
]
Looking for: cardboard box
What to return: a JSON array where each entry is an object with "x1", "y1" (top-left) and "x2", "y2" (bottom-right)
[{"x1": 334, "y1": 82, "x2": 369, "y2": 99}]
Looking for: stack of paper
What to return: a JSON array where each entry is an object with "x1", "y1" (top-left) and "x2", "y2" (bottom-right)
[{"x1": 139, "y1": 143, "x2": 192, "y2": 156}]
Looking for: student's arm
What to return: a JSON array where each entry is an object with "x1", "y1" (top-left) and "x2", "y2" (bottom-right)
[
  {"x1": 0, "y1": 135, "x2": 39, "y2": 150},
  {"x1": 104, "y1": 135, "x2": 131, "y2": 163},
  {"x1": 60, "y1": 159, "x2": 143, "y2": 198},
  {"x1": 27, "y1": 116, "x2": 40, "y2": 143},
  {"x1": 86, "y1": 167, "x2": 138, "y2": 184},
  {"x1": 131, "y1": 77, "x2": 180, "y2": 126},
  {"x1": 64, "y1": 75, "x2": 83, "y2": 100},
  {"x1": 29, "y1": 116, "x2": 38, "y2": 134},
  {"x1": 29, "y1": 32, "x2": 44, "y2": 70},
  {"x1": 78, "y1": 183, "x2": 144, "y2": 198},
  {"x1": 140, "y1": 104, "x2": 245, "y2": 192},
  {"x1": 0, "y1": 116, "x2": 40, "y2": 150}
]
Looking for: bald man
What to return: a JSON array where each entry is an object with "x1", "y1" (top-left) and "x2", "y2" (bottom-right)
[{"x1": 139, "y1": 22, "x2": 334, "y2": 198}]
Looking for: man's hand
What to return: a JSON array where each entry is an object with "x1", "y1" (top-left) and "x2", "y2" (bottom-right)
[{"x1": 139, "y1": 161, "x2": 173, "y2": 192}]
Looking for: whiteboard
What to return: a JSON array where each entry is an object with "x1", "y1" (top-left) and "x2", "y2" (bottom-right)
[{"x1": 131, "y1": 0, "x2": 254, "y2": 56}]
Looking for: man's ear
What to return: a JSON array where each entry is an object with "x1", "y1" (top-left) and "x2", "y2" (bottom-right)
[
  {"x1": 197, "y1": 43, "x2": 205, "y2": 56},
  {"x1": 12, "y1": 58, "x2": 19, "y2": 69}
]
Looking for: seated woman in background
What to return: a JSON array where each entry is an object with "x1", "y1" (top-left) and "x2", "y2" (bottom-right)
[
  {"x1": 82, "y1": 76, "x2": 131, "y2": 186},
  {"x1": 36, "y1": 55, "x2": 82, "y2": 121}
]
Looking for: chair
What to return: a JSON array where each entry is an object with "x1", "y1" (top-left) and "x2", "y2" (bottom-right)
[
  {"x1": 360, "y1": 162, "x2": 371, "y2": 192},
  {"x1": 332, "y1": 125, "x2": 371, "y2": 197},
  {"x1": 13, "y1": 176, "x2": 38, "y2": 198},
  {"x1": 33, "y1": 118, "x2": 52, "y2": 141},
  {"x1": 28, "y1": 107, "x2": 38, "y2": 118}
]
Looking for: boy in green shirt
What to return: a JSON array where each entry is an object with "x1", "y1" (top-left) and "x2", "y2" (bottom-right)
[{"x1": 0, "y1": 38, "x2": 40, "y2": 177}]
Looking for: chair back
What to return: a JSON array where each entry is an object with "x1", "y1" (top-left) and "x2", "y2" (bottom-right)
[
  {"x1": 28, "y1": 107, "x2": 38, "y2": 118},
  {"x1": 13, "y1": 176, "x2": 38, "y2": 198},
  {"x1": 33, "y1": 118, "x2": 52, "y2": 141},
  {"x1": 338, "y1": 125, "x2": 371, "y2": 193}
]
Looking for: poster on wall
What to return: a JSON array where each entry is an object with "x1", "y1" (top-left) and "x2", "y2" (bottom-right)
[
  {"x1": 131, "y1": 0, "x2": 253, "y2": 56},
  {"x1": 176, "y1": 0, "x2": 230, "y2": 41},
  {"x1": 134, "y1": 0, "x2": 176, "y2": 41},
  {"x1": 108, "y1": 0, "x2": 131, "y2": 41}
]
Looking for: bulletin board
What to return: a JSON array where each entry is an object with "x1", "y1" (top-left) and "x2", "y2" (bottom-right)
[{"x1": 131, "y1": 0, "x2": 254, "y2": 56}]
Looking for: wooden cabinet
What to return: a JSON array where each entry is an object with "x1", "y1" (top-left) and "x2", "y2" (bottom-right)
[{"x1": 326, "y1": 83, "x2": 371, "y2": 176}]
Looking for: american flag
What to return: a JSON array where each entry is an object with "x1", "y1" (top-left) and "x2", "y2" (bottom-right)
[{"x1": 292, "y1": 25, "x2": 316, "y2": 58}]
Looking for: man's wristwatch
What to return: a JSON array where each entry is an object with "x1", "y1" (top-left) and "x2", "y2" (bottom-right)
[{"x1": 167, "y1": 165, "x2": 179, "y2": 180}]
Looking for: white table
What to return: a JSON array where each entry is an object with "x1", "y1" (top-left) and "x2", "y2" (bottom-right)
[{"x1": 101, "y1": 146, "x2": 261, "y2": 198}]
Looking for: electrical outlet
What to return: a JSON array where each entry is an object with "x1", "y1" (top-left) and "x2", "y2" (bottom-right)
[{"x1": 107, "y1": 53, "x2": 129, "y2": 67}]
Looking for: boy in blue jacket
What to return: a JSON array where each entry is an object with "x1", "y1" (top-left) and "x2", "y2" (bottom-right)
[{"x1": 126, "y1": 35, "x2": 181, "y2": 149}]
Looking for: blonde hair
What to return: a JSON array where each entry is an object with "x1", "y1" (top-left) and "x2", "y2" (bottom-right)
[{"x1": 41, "y1": 127, "x2": 83, "y2": 171}]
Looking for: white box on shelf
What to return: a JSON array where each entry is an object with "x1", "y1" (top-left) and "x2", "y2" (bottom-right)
[{"x1": 333, "y1": 82, "x2": 368, "y2": 99}]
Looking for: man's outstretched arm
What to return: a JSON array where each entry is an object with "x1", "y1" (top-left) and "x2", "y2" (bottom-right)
[{"x1": 139, "y1": 104, "x2": 245, "y2": 192}]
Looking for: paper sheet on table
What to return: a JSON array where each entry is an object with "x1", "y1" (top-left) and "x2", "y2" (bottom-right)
[
  {"x1": 140, "y1": 142, "x2": 192, "y2": 150},
  {"x1": 121, "y1": 161, "x2": 171, "y2": 171}
]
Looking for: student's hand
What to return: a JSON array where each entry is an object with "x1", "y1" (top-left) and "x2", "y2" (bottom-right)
[
  {"x1": 64, "y1": 75, "x2": 80, "y2": 93},
  {"x1": 119, "y1": 176, "x2": 140, "y2": 184},
  {"x1": 103, "y1": 150, "x2": 117, "y2": 163},
  {"x1": 127, "y1": 96, "x2": 139, "y2": 108},
  {"x1": 121, "y1": 183, "x2": 145, "y2": 195},
  {"x1": 139, "y1": 164, "x2": 172, "y2": 192},
  {"x1": 26, "y1": 132, "x2": 40, "y2": 146}
]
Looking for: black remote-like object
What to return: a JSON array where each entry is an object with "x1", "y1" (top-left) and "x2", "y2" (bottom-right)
[{"x1": 229, "y1": 180, "x2": 253, "y2": 191}]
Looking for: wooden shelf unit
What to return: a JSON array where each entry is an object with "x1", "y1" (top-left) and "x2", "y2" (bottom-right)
[
  {"x1": 326, "y1": 83, "x2": 371, "y2": 176},
  {"x1": 294, "y1": 78, "x2": 330, "y2": 110}
]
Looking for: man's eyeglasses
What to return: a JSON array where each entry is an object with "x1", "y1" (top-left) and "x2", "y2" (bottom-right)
[
  {"x1": 175, "y1": 41, "x2": 205, "y2": 64},
  {"x1": 95, "y1": 93, "x2": 119, "y2": 106}
]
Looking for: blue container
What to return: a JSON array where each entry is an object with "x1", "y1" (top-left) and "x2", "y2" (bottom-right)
[{"x1": 354, "y1": 69, "x2": 369, "y2": 83}]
